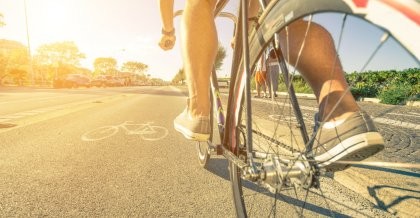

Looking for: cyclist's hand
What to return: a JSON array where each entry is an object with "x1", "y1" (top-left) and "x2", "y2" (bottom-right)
[{"x1": 159, "y1": 35, "x2": 176, "y2": 51}]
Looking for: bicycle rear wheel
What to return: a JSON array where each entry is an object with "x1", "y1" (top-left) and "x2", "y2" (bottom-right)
[{"x1": 227, "y1": 0, "x2": 419, "y2": 217}]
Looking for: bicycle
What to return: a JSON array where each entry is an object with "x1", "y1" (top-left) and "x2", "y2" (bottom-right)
[
  {"x1": 81, "y1": 121, "x2": 168, "y2": 142},
  {"x1": 176, "y1": 0, "x2": 419, "y2": 217}
]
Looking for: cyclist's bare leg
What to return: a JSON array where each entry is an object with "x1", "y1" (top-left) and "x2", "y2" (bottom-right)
[
  {"x1": 181, "y1": 0, "x2": 218, "y2": 117},
  {"x1": 249, "y1": 0, "x2": 259, "y2": 19},
  {"x1": 181, "y1": 0, "x2": 258, "y2": 114},
  {"x1": 278, "y1": 20, "x2": 383, "y2": 169},
  {"x1": 279, "y1": 20, "x2": 359, "y2": 122},
  {"x1": 230, "y1": 0, "x2": 260, "y2": 48}
]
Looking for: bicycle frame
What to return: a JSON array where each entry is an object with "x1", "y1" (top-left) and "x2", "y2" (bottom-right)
[
  {"x1": 175, "y1": 0, "x2": 314, "y2": 177},
  {"x1": 174, "y1": 1, "x2": 420, "y2": 216}
]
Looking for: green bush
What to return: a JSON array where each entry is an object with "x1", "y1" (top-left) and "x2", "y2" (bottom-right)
[
  {"x1": 350, "y1": 86, "x2": 378, "y2": 100},
  {"x1": 378, "y1": 84, "x2": 412, "y2": 105}
]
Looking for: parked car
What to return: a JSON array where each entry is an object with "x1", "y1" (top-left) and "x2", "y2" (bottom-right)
[
  {"x1": 112, "y1": 76, "x2": 125, "y2": 87},
  {"x1": 92, "y1": 75, "x2": 127, "y2": 87},
  {"x1": 91, "y1": 75, "x2": 110, "y2": 87},
  {"x1": 53, "y1": 74, "x2": 91, "y2": 88}
]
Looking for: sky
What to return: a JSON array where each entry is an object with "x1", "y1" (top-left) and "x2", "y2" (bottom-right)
[
  {"x1": 0, "y1": 0, "x2": 239, "y2": 81},
  {"x1": 0, "y1": 0, "x2": 417, "y2": 81}
]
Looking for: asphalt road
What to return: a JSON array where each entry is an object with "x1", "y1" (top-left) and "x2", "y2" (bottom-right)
[{"x1": 0, "y1": 86, "x2": 417, "y2": 217}]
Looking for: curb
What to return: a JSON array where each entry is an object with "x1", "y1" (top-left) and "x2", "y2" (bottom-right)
[
  {"x1": 176, "y1": 86, "x2": 419, "y2": 215},
  {"x1": 360, "y1": 97, "x2": 420, "y2": 107},
  {"x1": 275, "y1": 92, "x2": 420, "y2": 107}
]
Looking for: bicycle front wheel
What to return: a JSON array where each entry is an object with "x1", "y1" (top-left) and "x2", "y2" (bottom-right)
[{"x1": 227, "y1": 0, "x2": 419, "y2": 217}]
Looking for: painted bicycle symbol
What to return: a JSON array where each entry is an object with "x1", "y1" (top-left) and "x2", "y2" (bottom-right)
[{"x1": 81, "y1": 121, "x2": 168, "y2": 142}]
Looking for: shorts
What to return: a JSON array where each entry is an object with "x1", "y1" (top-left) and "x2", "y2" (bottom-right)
[{"x1": 255, "y1": 71, "x2": 267, "y2": 85}]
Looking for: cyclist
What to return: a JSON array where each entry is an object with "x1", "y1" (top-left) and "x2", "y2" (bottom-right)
[{"x1": 158, "y1": 0, "x2": 384, "y2": 170}]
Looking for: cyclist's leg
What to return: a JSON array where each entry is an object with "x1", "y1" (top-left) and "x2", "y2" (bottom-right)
[
  {"x1": 279, "y1": 19, "x2": 359, "y2": 122},
  {"x1": 249, "y1": 0, "x2": 259, "y2": 20},
  {"x1": 278, "y1": 19, "x2": 384, "y2": 169},
  {"x1": 173, "y1": 0, "x2": 217, "y2": 141},
  {"x1": 181, "y1": 0, "x2": 217, "y2": 117}
]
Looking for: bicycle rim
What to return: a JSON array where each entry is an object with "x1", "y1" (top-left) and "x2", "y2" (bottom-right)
[{"x1": 228, "y1": 0, "x2": 419, "y2": 217}]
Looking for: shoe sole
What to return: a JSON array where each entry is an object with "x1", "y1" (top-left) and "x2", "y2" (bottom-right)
[
  {"x1": 314, "y1": 132, "x2": 384, "y2": 172},
  {"x1": 174, "y1": 121, "x2": 210, "y2": 142}
]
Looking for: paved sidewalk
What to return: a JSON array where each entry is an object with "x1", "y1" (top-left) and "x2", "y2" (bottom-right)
[
  {"x1": 255, "y1": 96, "x2": 419, "y2": 217},
  {"x1": 175, "y1": 86, "x2": 419, "y2": 216}
]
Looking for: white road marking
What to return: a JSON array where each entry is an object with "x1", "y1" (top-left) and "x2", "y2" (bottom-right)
[
  {"x1": 81, "y1": 121, "x2": 168, "y2": 142},
  {"x1": 388, "y1": 113, "x2": 420, "y2": 118},
  {"x1": 0, "y1": 95, "x2": 71, "y2": 105},
  {"x1": 220, "y1": 92, "x2": 419, "y2": 130},
  {"x1": 373, "y1": 117, "x2": 419, "y2": 130}
]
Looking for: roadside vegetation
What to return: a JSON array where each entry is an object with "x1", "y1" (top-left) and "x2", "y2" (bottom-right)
[
  {"x1": 0, "y1": 39, "x2": 157, "y2": 87},
  {"x1": 272, "y1": 68, "x2": 419, "y2": 105},
  {"x1": 171, "y1": 43, "x2": 226, "y2": 85}
]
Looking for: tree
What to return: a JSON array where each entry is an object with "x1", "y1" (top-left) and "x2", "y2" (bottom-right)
[
  {"x1": 170, "y1": 43, "x2": 225, "y2": 85},
  {"x1": 172, "y1": 68, "x2": 186, "y2": 85},
  {"x1": 215, "y1": 43, "x2": 226, "y2": 71},
  {"x1": 0, "y1": 40, "x2": 29, "y2": 85},
  {"x1": 121, "y1": 61, "x2": 148, "y2": 75},
  {"x1": 34, "y1": 41, "x2": 85, "y2": 80},
  {"x1": 94, "y1": 57, "x2": 117, "y2": 76},
  {"x1": 36, "y1": 41, "x2": 85, "y2": 66}
]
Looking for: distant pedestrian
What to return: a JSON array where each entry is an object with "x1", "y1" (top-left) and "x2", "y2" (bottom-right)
[
  {"x1": 266, "y1": 48, "x2": 280, "y2": 97},
  {"x1": 254, "y1": 52, "x2": 268, "y2": 98}
]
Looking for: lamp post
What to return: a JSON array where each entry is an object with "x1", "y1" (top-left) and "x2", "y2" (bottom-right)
[{"x1": 24, "y1": 0, "x2": 34, "y2": 86}]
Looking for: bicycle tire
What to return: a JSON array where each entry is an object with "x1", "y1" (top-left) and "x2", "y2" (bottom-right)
[{"x1": 227, "y1": 0, "x2": 419, "y2": 217}]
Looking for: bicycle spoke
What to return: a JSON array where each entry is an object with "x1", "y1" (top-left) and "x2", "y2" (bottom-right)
[
  {"x1": 318, "y1": 186, "x2": 336, "y2": 218},
  {"x1": 360, "y1": 33, "x2": 390, "y2": 72},
  {"x1": 229, "y1": 0, "x2": 419, "y2": 216},
  {"x1": 269, "y1": 190, "x2": 278, "y2": 217},
  {"x1": 297, "y1": 188, "x2": 309, "y2": 216},
  {"x1": 320, "y1": 14, "x2": 347, "y2": 125}
]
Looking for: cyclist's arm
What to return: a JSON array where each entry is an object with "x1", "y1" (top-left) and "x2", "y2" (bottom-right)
[
  {"x1": 158, "y1": 0, "x2": 176, "y2": 50},
  {"x1": 159, "y1": 0, "x2": 174, "y2": 33}
]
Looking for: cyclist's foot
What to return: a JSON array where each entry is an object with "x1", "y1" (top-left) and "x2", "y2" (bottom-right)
[
  {"x1": 310, "y1": 110, "x2": 384, "y2": 172},
  {"x1": 174, "y1": 108, "x2": 210, "y2": 142}
]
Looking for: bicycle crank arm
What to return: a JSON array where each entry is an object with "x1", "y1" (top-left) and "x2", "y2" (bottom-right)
[{"x1": 221, "y1": 145, "x2": 249, "y2": 170}]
